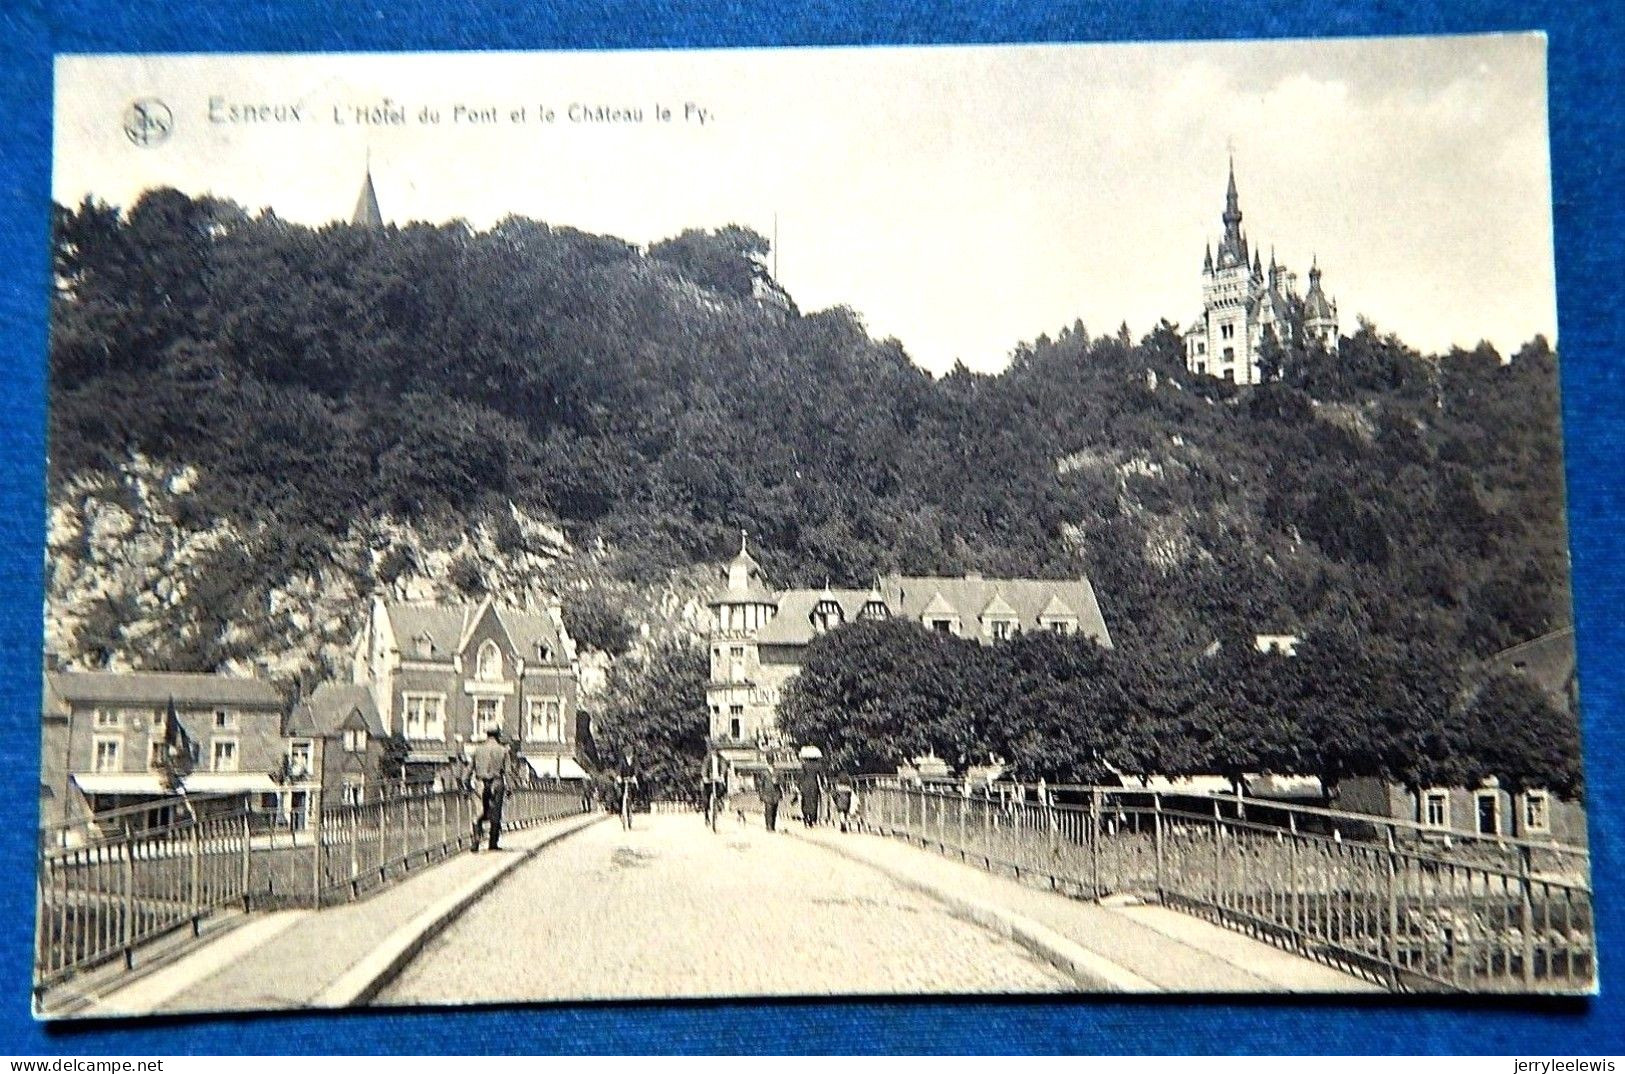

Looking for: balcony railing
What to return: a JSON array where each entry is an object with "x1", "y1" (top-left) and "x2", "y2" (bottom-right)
[{"x1": 858, "y1": 779, "x2": 1592, "y2": 994}]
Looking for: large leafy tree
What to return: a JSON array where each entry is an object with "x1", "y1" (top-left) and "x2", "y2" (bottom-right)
[
  {"x1": 584, "y1": 639, "x2": 708, "y2": 799},
  {"x1": 1286, "y1": 630, "x2": 1464, "y2": 798},
  {"x1": 778, "y1": 619, "x2": 998, "y2": 775},
  {"x1": 991, "y1": 630, "x2": 1123, "y2": 782},
  {"x1": 1460, "y1": 672, "x2": 1583, "y2": 797}
]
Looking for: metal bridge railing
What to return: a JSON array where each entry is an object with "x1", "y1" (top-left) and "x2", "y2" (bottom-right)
[
  {"x1": 858, "y1": 780, "x2": 1593, "y2": 994},
  {"x1": 35, "y1": 804, "x2": 254, "y2": 994},
  {"x1": 35, "y1": 785, "x2": 587, "y2": 996},
  {"x1": 314, "y1": 786, "x2": 583, "y2": 903}
]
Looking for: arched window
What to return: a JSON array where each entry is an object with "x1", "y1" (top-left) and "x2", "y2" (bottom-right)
[{"x1": 476, "y1": 640, "x2": 503, "y2": 682}]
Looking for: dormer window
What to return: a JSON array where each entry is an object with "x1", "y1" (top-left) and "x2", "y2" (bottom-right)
[
  {"x1": 476, "y1": 639, "x2": 503, "y2": 682},
  {"x1": 811, "y1": 599, "x2": 844, "y2": 634},
  {"x1": 859, "y1": 601, "x2": 889, "y2": 622},
  {"x1": 535, "y1": 642, "x2": 551, "y2": 662},
  {"x1": 414, "y1": 632, "x2": 435, "y2": 659}
]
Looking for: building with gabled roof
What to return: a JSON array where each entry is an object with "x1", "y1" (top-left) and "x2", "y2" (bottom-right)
[
  {"x1": 350, "y1": 594, "x2": 586, "y2": 784},
  {"x1": 705, "y1": 536, "x2": 1111, "y2": 784},
  {"x1": 286, "y1": 682, "x2": 387, "y2": 808}
]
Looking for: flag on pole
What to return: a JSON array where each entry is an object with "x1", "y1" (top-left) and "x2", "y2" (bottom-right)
[{"x1": 158, "y1": 696, "x2": 195, "y2": 792}]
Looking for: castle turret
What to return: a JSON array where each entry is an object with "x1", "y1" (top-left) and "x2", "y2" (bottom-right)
[
  {"x1": 705, "y1": 533, "x2": 782, "y2": 771},
  {"x1": 708, "y1": 532, "x2": 777, "y2": 636},
  {"x1": 1302, "y1": 256, "x2": 1340, "y2": 353},
  {"x1": 1222, "y1": 158, "x2": 1242, "y2": 235}
]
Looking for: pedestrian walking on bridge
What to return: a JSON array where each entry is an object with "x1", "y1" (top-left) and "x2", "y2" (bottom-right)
[
  {"x1": 471, "y1": 728, "x2": 509, "y2": 851},
  {"x1": 701, "y1": 749, "x2": 728, "y2": 831},
  {"x1": 759, "y1": 768, "x2": 783, "y2": 831},
  {"x1": 797, "y1": 754, "x2": 825, "y2": 828}
]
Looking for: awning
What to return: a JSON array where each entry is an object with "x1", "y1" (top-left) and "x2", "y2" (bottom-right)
[
  {"x1": 524, "y1": 755, "x2": 588, "y2": 780},
  {"x1": 184, "y1": 773, "x2": 280, "y2": 793},
  {"x1": 72, "y1": 773, "x2": 165, "y2": 796}
]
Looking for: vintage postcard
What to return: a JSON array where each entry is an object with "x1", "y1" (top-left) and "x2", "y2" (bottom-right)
[{"x1": 37, "y1": 36, "x2": 1588, "y2": 1018}]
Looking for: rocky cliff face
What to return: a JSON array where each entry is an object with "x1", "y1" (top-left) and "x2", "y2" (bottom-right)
[{"x1": 45, "y1": 454, "x2": 716, "y2": 689}]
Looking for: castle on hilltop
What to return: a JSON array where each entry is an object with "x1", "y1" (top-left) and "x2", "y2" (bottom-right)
[{"x1": 1182, "y1": 160, "x2": 1338, "y2": 385}]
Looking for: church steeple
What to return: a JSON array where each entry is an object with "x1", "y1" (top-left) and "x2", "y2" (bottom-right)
[{"x1": 352, "y1": 162, "x2": 383, "y2": 228}]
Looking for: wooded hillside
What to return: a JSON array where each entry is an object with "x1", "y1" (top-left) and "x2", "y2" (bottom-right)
[{"x1": 48, "y1": 190, "x2": 1572, "y2": 688}]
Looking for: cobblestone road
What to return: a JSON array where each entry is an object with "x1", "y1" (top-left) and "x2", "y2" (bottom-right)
[{"x1": 380, "y1": 812, "x2": 1075, "y2": 1003}]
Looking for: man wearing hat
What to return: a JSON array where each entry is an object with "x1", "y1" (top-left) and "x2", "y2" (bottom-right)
[{"x1": 471, "y1": 727, "x2": 510, "y2": 851}]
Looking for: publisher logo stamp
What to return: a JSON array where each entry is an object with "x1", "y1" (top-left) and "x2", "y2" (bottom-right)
[{"x1": 123, "y1": 98, "x2": 172, "y2": 147}]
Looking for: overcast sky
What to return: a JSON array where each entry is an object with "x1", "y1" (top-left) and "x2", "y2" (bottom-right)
[{"x1": 55, "y1": 37, "x2": 1554, "y2": 374}]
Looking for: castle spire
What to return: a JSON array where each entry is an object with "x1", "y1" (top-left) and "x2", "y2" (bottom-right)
[
  {"x1": 1222, "y1": 155, "x2": 1242, "y2": 238},
  {"x1": 1213, "y1": 158, "x2": 1246, "y2": 269},
  {"x1": 352, "y1": 160, "x2": 383, "y2": 229}
]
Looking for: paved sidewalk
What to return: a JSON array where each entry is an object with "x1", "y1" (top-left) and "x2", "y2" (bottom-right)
[
  {"x1": 79, "y1": 812, "x2": 603, "y2": 1018},
  {"x1": 789, "y1": 825, "x2": 1381, "y2": 993}
]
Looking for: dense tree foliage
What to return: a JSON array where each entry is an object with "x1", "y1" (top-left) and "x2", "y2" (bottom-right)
[
  {"x1": 582, "y1": 639, "x2": 708, "y2": 799},
  {"x1": 559, "y1": 589, "x2": 637, "y2": 657},
  {"x1": 1459, "y1": 672, "x2": 1583, "y2": 797},
  {"x1": 780, "y1": 619, "x2": 1578, "y2": 797}
]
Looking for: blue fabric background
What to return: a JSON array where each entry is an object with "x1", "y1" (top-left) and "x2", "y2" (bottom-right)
[{"x1": 0, "y1": 0, "x2": 1619, "y2": 1055}]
